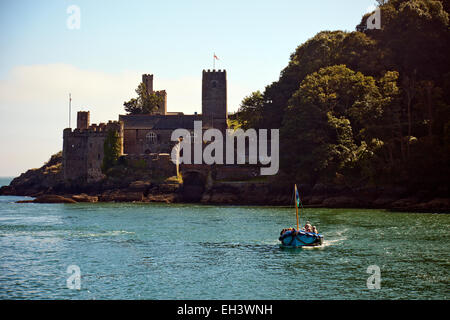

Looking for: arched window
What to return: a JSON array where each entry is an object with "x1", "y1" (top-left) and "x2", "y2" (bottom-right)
[
  {"x1": 146, "y1": 131, "x2": 157, "y2": 144},
  {"x1": 211, "y1": 80, "x2": 218, "y2": 88}
]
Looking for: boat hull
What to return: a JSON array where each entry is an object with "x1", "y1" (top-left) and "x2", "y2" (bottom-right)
[{"x1": 279, "y1": 230, "x2": 323, "y2": 248}]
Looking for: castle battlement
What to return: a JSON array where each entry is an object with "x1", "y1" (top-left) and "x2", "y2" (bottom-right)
[
  {"x1": 64, "y1": 120, "x2": 123, "y2": 136},
  {"x1": 203, "y1": 69, "x2": 226, "y2": 73},
  {"x1": 63, "y1": 112, "x2": 124, "y2": 183}
]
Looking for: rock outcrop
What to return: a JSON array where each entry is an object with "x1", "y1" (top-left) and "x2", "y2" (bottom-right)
[
  {"x1": 4, "y1": 152, "x2": 64, "y2": 196},
  {"x1": 17, "y1": 195, "x2": 77, "y2": 204},
  {"x1": 71, "y1": 194, "x2": 99, "y2": 203}
]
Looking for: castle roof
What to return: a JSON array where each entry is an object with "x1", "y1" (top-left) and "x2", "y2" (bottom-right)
[{"x1": 118, "y1": 114, "x2": 203, "y2": 130}]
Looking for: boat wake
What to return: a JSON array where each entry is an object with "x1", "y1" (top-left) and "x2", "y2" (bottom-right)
[
  {"x1": 74, "y1": 230, "x2": 135, "y2": 238},
  {"x1": 319, "y1": 228, "x2": 349, "y2": 248}
]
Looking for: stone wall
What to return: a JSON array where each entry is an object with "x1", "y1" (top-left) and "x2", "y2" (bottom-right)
[
  {"x1": 122, "y1": 128, "x2": 176, "y2": 155},
  {"x1": 77, "y1": 111, "x2": 90, "y2": 129},
  {"x1": 63, "y1": 117, "x2": 124, "y2": 183},
  {"x1": 123, "y1": 153, "x2": 176, "y2": 177},
  {"x1": 214, "y1": 165, "x2": 259, "y2": 181},
  {"x1": 119, "y1": 114, "x2": 203, "y2": 155}
]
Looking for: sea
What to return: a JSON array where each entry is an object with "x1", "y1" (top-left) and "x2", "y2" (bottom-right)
[{"x1": 0, "y1": 177, "x2": 448, "y2": 299}]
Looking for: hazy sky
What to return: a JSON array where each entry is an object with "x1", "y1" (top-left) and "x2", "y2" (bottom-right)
[{"x1": 0, "y1": 0, "x2": 376, "y2": 176}]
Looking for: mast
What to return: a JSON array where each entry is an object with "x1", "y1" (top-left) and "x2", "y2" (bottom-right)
[{"x1": 295, "y1": 184, "x2": 299, "y2": 231}]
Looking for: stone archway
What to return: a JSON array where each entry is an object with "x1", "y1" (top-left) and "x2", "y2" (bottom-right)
[{"x1": 181, "y1": 170, "x2": 207, "y2": 202}]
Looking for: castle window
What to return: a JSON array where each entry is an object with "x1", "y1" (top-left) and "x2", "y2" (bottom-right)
[
  {"x1": 211, "y1": 80, "x2": 218, "y2": 88},
  {"x1": 146, "y1": 131, "x2": 157, "y2": 144}
]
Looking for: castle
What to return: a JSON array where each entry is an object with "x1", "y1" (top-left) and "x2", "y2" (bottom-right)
[{"x1": 62, "y1": 69, "x2": 228, "y2": 182}]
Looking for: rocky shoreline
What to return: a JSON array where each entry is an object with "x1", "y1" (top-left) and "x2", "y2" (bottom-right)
[
  {"x1": 2, "y1": 179, "x2": 449, "y2": 213},
  {"x1": 199, "y1": 182, "x2": 450, "y2": 213},
  {"x1": 1, "y1": 153, "x2": 449, "y2": 213}
]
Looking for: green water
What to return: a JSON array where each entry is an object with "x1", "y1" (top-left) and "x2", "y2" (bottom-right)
[{"x1": 0, "y1": 191, "x2": 448, "y2": 300}]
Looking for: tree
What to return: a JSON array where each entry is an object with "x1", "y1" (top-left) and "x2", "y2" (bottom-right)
[
  {"x1": 124, "y1": 82, "x2": 164, "y2": 114},
  {"x1": 370, "y1": 0, "x2": 449, "y2": 81},
  {"x1": 235, "y1": 0, "x2": 450, "y2": 191},
  {"x1": 238, "y1": 30, "x2": 388, "y2": 131},
  {"x1": 236, "y1": 91, "x2": 264, "y2": 130},
  {"x1": 280, "y1": 65, "x2": 389, "y2": 184},
  {"x1": 102, "y1": 130, "x2": 121, "y2": 174}
]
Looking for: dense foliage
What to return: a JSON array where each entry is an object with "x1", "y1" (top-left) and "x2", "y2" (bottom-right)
[
  {"x1": 124, "y1": 82, "x2": 164, "y2": 114},
  {"x1": 102, "y1": 130, "x2": 122, "y2": 174},
  {"x1": 236, "y1": 0, "x2": 450, "y2": 191}
]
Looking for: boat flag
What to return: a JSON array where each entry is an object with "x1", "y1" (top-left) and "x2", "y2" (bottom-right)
[{"x1": 295, "y1": 184, "x2": 300, "y2": 231}]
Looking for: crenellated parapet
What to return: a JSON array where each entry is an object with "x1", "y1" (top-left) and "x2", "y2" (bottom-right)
[
  {"x1": 202, "y1": 69, "x2": 226, "y2": 73},
  {"x1": 64, "y1": 120, "x2": 124, "y2": 136},
  {"x1": 63, "y1": 112, "x2": 124, "y2": 183}
]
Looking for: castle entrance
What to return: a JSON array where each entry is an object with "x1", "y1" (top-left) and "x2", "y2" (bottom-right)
[{"x1": 181, "y1": 170, "x2": 207, "y2": 202}]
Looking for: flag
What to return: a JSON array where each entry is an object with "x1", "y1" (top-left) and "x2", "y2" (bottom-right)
[
  {"x1": 295, "y1": 185, "x2": 300, "y2": 208},
  {"x1": 214, "y1": 53, "x2": 219, "y2": 60}
]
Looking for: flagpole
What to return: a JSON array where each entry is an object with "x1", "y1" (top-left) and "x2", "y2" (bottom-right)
[
  {"x1": 69, "y1": 93, "x2": 72, "y2": 128},
  {"x1": 213, "y1": 53, "x2": 215, "y2": 69}
]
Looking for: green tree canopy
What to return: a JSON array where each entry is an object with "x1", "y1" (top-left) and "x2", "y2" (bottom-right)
[
  {"x1": 241, "y1": 30, "x2": 387, "y2": 130},
  {"x1": 102, "y1": 130, "x2": 121, "y2": 174},
  {"x1": 281, "y1": 65, "x2": 390, "y2": 183},
  {"x1": 236, "y1": 91, "x2": 264, "y2": 130},
  {"x1": 237, "y1": 0, "x2": 450, "y2": 191},
  {"x1": 124, "y1": 82, "x2": 164, "y2": 115}
]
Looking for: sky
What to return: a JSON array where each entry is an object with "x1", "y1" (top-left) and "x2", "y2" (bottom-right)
[{"x1": 0, "y1": 0, "x2": 376, "y2": 176}]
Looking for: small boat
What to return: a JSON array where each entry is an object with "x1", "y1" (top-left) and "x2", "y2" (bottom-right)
[
  {"x1": 279, "y1": 185, "x2": 323, "y2": 248},
  {"x1": 279, "y1": 229, "x2": 323, "y2": 247}
]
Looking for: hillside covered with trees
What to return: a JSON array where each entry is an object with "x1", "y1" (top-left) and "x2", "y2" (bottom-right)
[{"x1": 237, "y1": 0, "x2": 450, "y2": 198}]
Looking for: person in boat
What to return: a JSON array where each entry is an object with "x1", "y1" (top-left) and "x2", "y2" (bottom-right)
[
  {"x1": 312, "y1": 226, "x2": 318, "y2": 234},
  {"x1": 303, "y1": 221, "x2": 312, "y2": 232},
  {"x1": 280, "y1": 227, "x2": 296, "y2": 236}
]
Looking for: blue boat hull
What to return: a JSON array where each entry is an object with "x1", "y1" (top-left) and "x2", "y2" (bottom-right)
[{"x1": 279, "y1": 230, "x2": 323, "y2": 248}]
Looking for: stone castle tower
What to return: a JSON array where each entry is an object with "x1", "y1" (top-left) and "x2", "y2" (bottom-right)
[
  {"x1": 77, "y1": 111, "x2": 90, "y2": 129},
  {"x1": 202, "y1": 69, "x2": 227, "y2": 132},
  {"x1": 63, "y1": 111, "x2": 124, "y2": 183},
  {"x1": 142, "y1": 74, "x2": 167, "y2": 115},
  {"x1": 62, "y1": 69, "x2": 229, "y2": 183}
]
